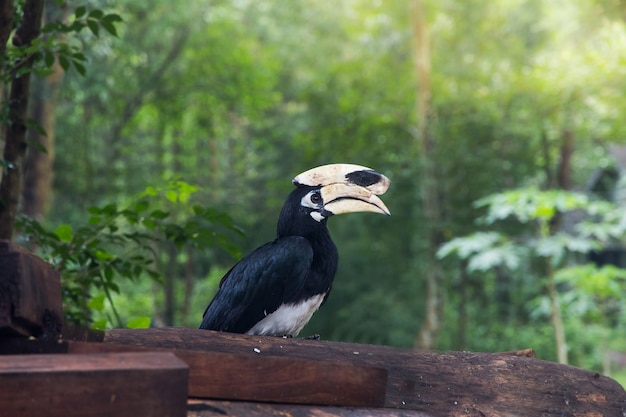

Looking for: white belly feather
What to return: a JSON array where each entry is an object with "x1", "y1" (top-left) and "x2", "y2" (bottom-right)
[{"x1": 246, "y1": 293, "x2": 326, "y2": 336}]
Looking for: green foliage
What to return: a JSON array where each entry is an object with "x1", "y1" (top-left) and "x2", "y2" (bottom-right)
[
  {"x1": 16, "y1": 180, "x2": 242, "y2": 328},
  {"x1": 439, "y1": 186, "x2": 626, "y2": 365},
  {"x1": 2, "y1": 5, "x2": 122, "y2": 81},
  {"x1": 438, "y1": 232, "x2": 524, "y2": 272},
  {"x1": 440, "y1": 187, "x2": 626, "y2": 277},
  {"x1": 7, "y1": 0, "x2": 626, "y2": 380},
  {"x1": 438, "y1": 187, "x2": 626, "y2": 272}
]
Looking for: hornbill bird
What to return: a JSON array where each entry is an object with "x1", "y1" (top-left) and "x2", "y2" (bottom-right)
[{"x1": 199, "y1": 163, "x2": 390, "y2": 337}]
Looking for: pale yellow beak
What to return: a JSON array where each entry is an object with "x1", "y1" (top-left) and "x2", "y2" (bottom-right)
[{"x1": 320, "y1": 183, "x2": 390, "y2": 216}]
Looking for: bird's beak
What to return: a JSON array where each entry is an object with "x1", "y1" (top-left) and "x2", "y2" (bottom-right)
[
  {"x1": 293, "y1": 163, "x2": 391, "y2": 216},
  {"x1": 293, "y1": 163, "x2": 390, "y2": 196},
  {"x1": 320, "y1": 183, "x2": 390, "y2": 216}
]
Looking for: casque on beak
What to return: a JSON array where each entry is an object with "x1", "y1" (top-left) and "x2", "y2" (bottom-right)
[{"x1": 293, "y1": 163, "x2": 390, "y2": 196}]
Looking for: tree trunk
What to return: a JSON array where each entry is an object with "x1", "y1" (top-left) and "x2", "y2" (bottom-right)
[
  {"x1": 457, "y1": 261, "x2": 468, "y2": 350},
  {"x1": 0, "y1": 1, "x2": 15, "y2": 152},
  {"x1": 0, "y1": 0, "x2": 44, "y2": 239},
  {"x1": 545, "y1": 130, "x2": 574, "y2": 365},
  {"x1": 163, "y1": 242, "x2": 177, "y2": 326},
  {"x1": 162, "y1": 135, "x2": 184, "y2": 326},
  {"x1": 180, "y1": 248, "x2": 195, "y2": 325},
  {"x1": 411, "y1": 0, "x2": 442, "y2": 350},
  {"x1": 547, "y1": 261, "x2": 568, "y2": 364},
  {"x1": 21, "y1": 3, "x2": 67, "y2": 219},
  {"x1": 22, "y1": 69, "x2": 62, "y2": 219},
  {"x1": 540, "y1": 128, "x2": 553, "y2": 188},
  {"x1": 557, "y1": 130, "x2": 574, "y2": 190},
  {"x1": 0, "y1": 1, "x2": 14, "y2": 70}
]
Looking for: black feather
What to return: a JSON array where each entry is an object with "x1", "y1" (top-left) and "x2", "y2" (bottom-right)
[
  {"x1": 199, "y1": 236, "x2": 313, "y2": 332},
  {"x1": 199, "y1": 186, "x2": 338, "y2": 335}
]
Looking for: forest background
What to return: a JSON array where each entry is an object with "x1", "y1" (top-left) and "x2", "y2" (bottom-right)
[{"x1": 2, "y1": 0, "x2": 626, "y2": 386}]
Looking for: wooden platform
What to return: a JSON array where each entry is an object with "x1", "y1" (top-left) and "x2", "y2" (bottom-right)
[
  {"x1": 0, "y1": 350, "x2": 188, "y2": 417},
  {"x1": 3, "y1": 327, "x2": 625, "y2": 416},
  {"x1": 101, "y1": 327, "x2": 626, "y2": 416},
  {"x1": 2, "y1": 240, "x2": 626, "y2": 416}
]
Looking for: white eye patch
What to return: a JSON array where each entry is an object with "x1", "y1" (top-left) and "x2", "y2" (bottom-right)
[
  {"x1": 300, "y1": 191, "x2": 325, "y2": 222},
  {"x1": 300, "y1": 191, "x2": 323, "y2": 210}
]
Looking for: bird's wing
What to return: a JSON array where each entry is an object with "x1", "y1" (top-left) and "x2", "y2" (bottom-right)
[{"x1": 199, "y1": 236, "x2": 314, "y2": 333}]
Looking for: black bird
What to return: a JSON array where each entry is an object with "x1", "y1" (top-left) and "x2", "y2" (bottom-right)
[{"x1": 199, "y1": 164, "x2": 390, "y2": 337}]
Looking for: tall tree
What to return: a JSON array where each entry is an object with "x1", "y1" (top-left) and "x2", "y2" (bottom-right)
[
  {"x1": 22, "y1": 3, "x2": 68, "y2": 219},
  {"x1": 411, "y1": 0, "x2": 443, "y2": 350},
  {"x1": 0, "y1": 0, "x2": 44, "y2": 239}
]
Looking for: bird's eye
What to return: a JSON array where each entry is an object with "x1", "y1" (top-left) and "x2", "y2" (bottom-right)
[{"x1": 310, "y1": 192, "x2": 322, "y2": 205}]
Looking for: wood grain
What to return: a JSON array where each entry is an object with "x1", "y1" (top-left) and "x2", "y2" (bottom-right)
[
  {"x1": 105, "y1": 327, "x2": 626, "y2": 417},
  {"x1": 0, "y1": 351, "x2": 188, "y2": 417},
  {"x1": 67, "y1": 339, "x2": 388, "y2": 408},
  {"x1": 0, "y1": 240, "x2": 62, "y2": 337},
  {"x1": 186, "y1": 399, "x2": 434, "y2": 417}
]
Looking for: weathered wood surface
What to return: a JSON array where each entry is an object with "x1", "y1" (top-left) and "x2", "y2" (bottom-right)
[
  {"x1": 0, "y1": 351, "x2": 189, "y2": 417},
  {"x1": 67, "y1": 339, "x2": 388, "y2": 408},
  {"x1": 186, "y1": 399, "x2": 434, "y2": 417},
  {"x1": 0, "y1": 240, "x2": 62, "y2": 337},
  {"x1": 105, "y1": 327, "x2": 626, "y2": 417}
]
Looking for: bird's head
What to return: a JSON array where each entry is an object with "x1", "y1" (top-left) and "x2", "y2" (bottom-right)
[{"x1": 277, "y1": 164, "x2": 390, "y2": 237}]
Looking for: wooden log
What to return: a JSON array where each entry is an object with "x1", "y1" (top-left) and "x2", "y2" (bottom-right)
[
  {"x1": 67, "y1": 339, "x2": 388, "y2": 408},
  {"x1": 186, "y1": 399, "x2": 434, "y2": 417},
  {"x1": 61, "y1": 325, "x2": 104, "y2": 342},
  {"x1": 0, "y1": 351, "x2": 189, "y2": 417},
  {"x1": 0, "y1": 336, "x2": 68, "y2": 354},
  {"x1": 105, "y1": 327, "x2": 626, "y2": 416},
  {"x1": 0, "y1": 240, "x2": 62, "y2": 337}
]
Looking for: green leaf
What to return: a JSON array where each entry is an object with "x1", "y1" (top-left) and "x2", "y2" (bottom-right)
[
  {"x1": 73, "y1": 60, "x2": 86, "y2": 76},
  {"x1": 134, "y1": 200, "x2": 149, "y2": 213},
  {"x1": 143, "y1": 186, "x2": 158, "y2": 197},
  {"x1": 467, "y1": 245, "x2": 521, "y2": 272},
  {"x1": 72, "y1": 52, "x2": 87, "y2": 62},
  {"x1": 87, "y1": 19, "x2": 100, "y2": 37},
  {"x1": 24, "y1": 118, "x2": 48, "y2": 138},
  {"x1": 54, "y1": 224, "x2": 73, "y2": 243},
  {"x1": 101, "y1": 203, "x2": 118, "y2": 215},
  {"x1": 102, "y1": 13, "x2": 123, "y2": 23},
  {"x1": 95, "y1": 249, "x2": 116, "y2": 261},
  {"x1": 437, "y1": 232, "x2": 503, "y2": 259},
  {"x1": 68, "y1": 21, "x2": 84, "y2": 33},
  {"x1": 41, "y1": 22, "x2": 62, "y2": 34},
  {"x1": 88, "y1": 9, "x2": 104, "y2": 19},
  {"x1": 44, "y1": 49, "x2": 55, "y2": 67},
  {"x1": 100, "y1": 20, "x2": 118, "y2": 37},
  {"x1": 150, "y1": 209, "x2": 169, "y2": 220},
  {"x1": 58, "y1": 54, "x2": 70, "y2": 71},
  {"x1": 87, "y1": 294, "x2": 106, "y2": 311},
  {"x1": 175, "y1": 181, "x2": 198, "y2": 202},
  {"x1": 165, "y1": 190, "x2": 178, "y2": 203},
  {"x1": 91, "y1": 319, "x2": 108, "y2": 330},
  {"x1": 126, "y1": 316, "x2": 151, "y2": 329},
  {"x1": 75, "y1": 6, "x2": 87, "y2": 19},
  {"x1": 104, "y1": 265, "x2": 114, "y2": 281}
]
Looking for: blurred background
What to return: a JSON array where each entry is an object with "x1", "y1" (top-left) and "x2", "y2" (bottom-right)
[{"x1": 5, "y1": 0, "x2": 626, "y2": 384}]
